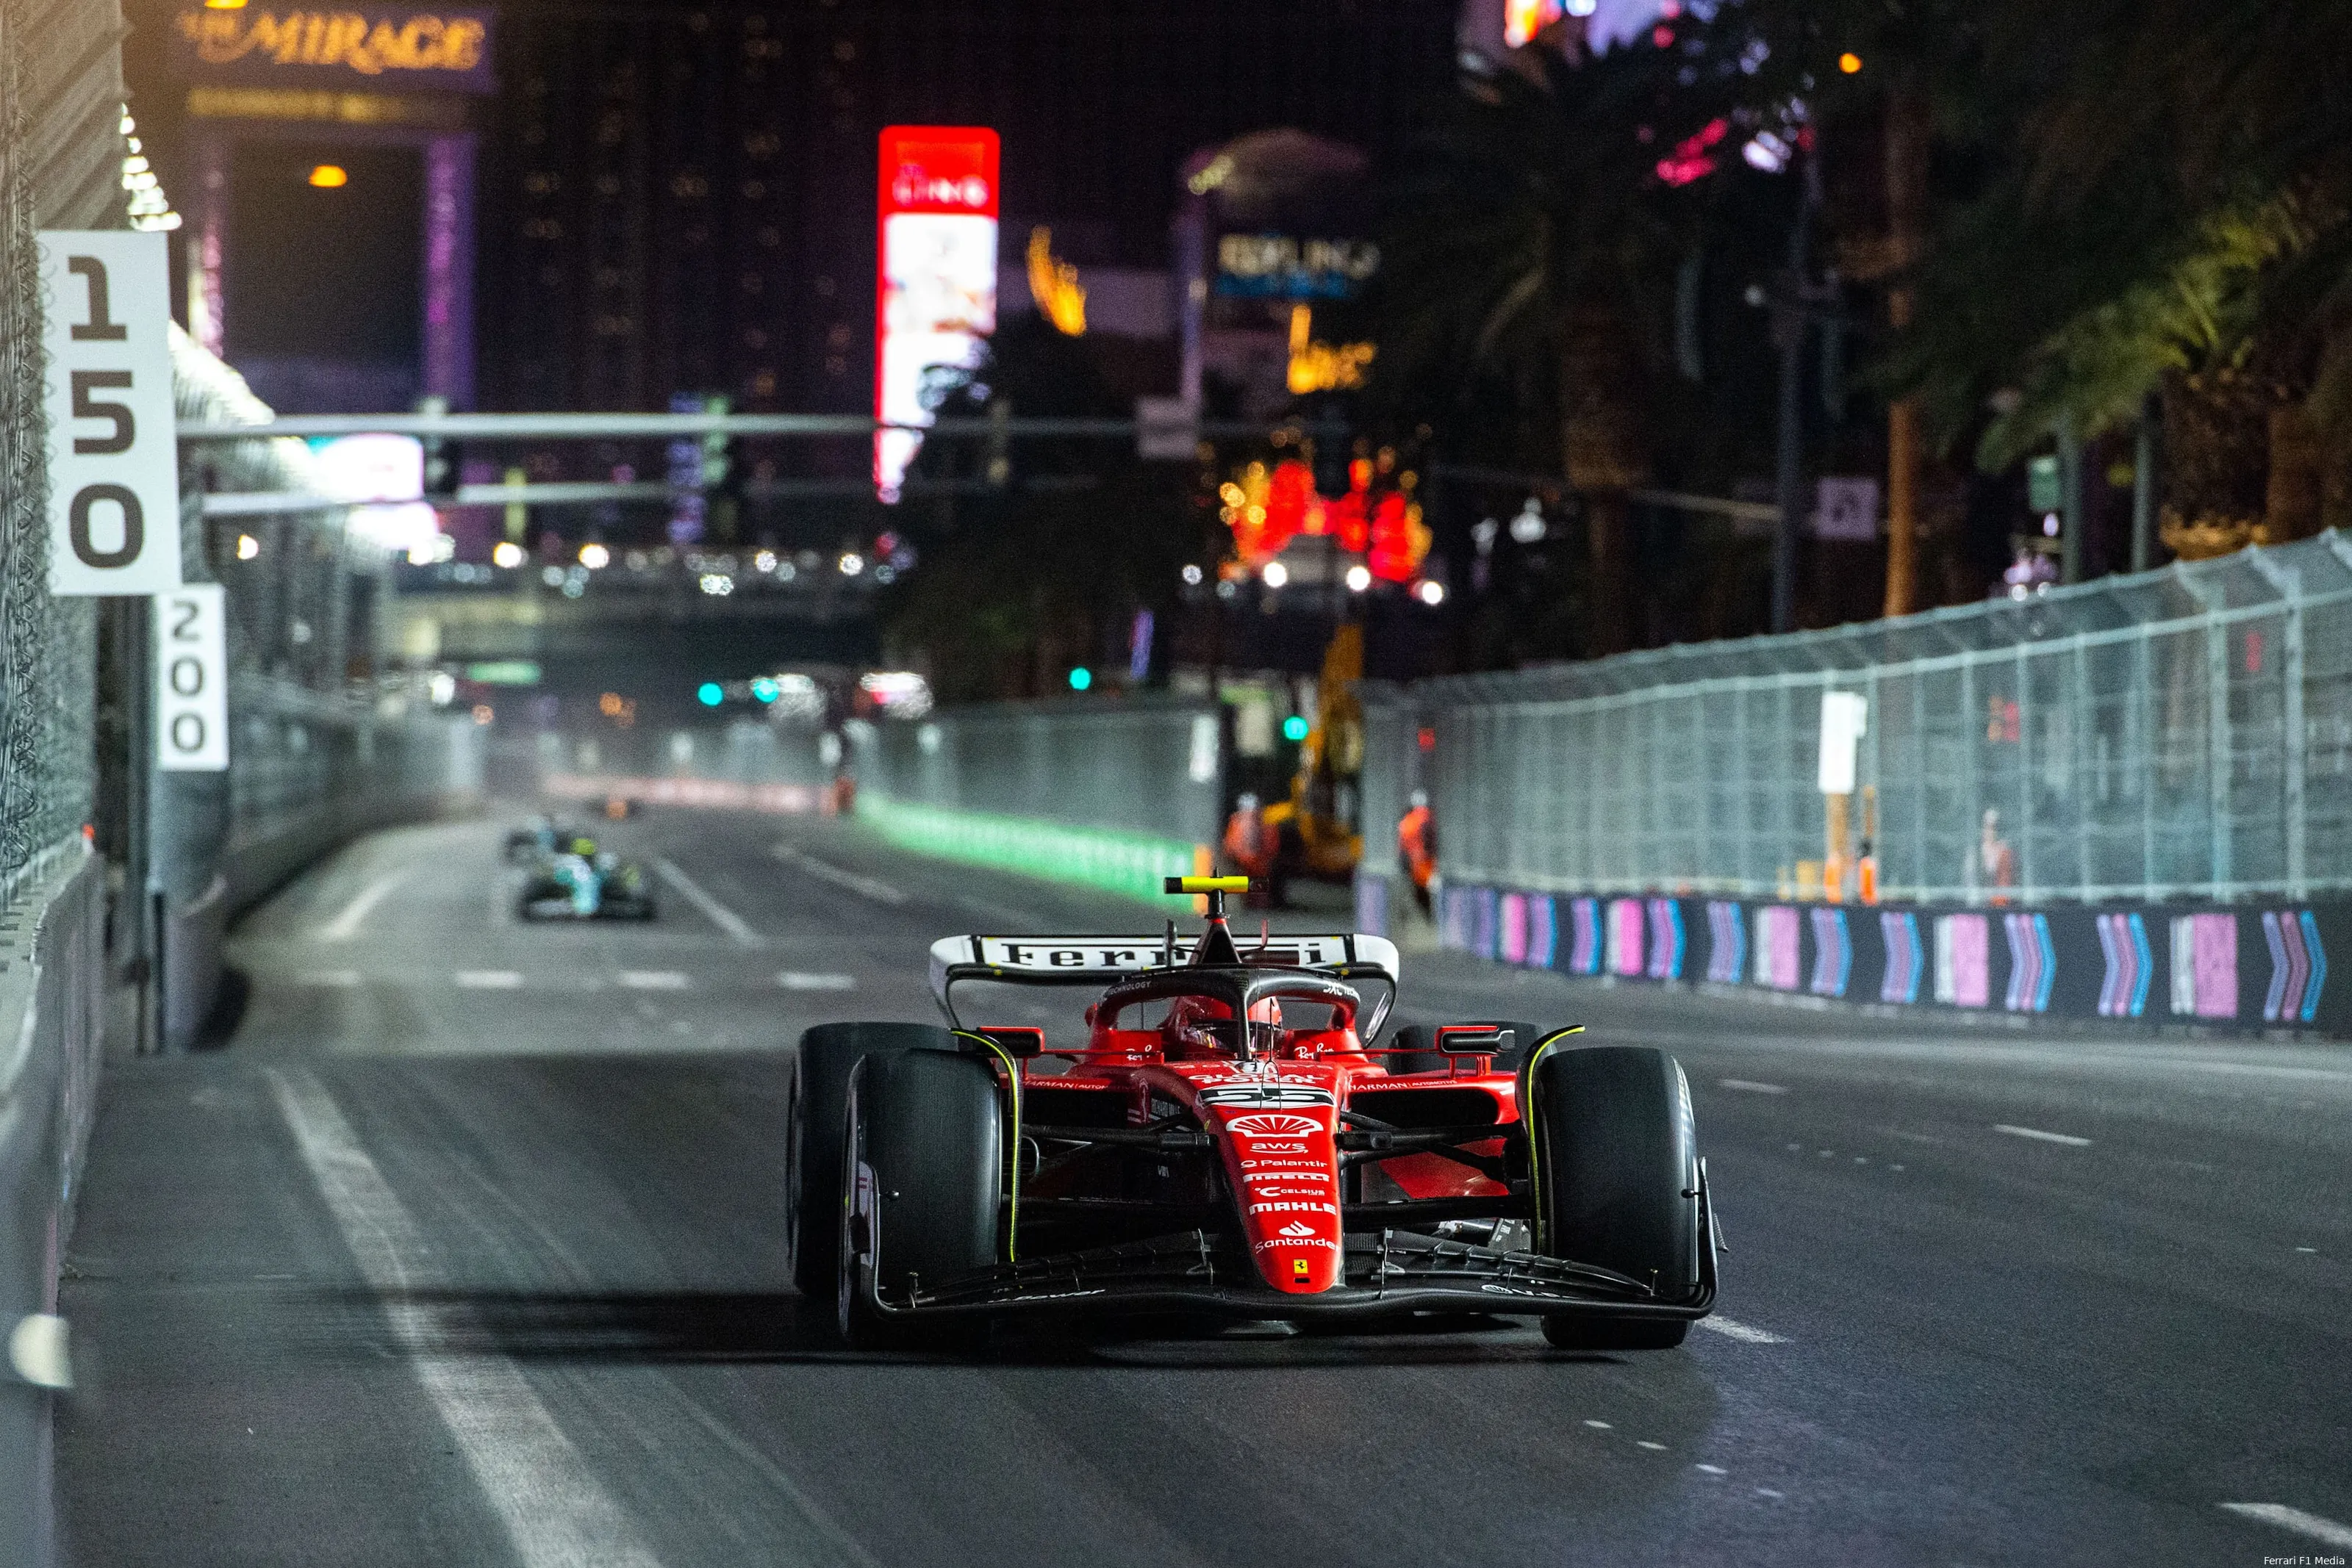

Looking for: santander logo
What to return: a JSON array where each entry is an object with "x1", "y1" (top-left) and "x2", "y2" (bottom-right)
[
  {"x1": 1225, "y1": 1113, "x2": 1321, "y2": 1139},
  {"x1": 1277, "y1": 1220, "x2": 1316, "y2": 1238}
]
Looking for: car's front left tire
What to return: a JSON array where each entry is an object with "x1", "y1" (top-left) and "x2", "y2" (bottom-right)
[{"x1": 1525, "y1": 1044, "x2": 1702, "y2": 1351}]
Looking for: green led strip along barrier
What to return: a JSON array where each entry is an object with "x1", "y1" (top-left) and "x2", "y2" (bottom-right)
[{"x1": 856, "y1": 794, "x2": 1202, "y2": 903}]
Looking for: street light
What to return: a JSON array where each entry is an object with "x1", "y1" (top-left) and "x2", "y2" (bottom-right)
[
  {"x1": 578, "y1": 542, "x2": 610, "y2": 569},
  {"x1": 1344, "y1": 564, "x2": 1372, "y2": 593},
  {"x1": 1415, "y1": 579, "x2": 1446, "y2": 606},
  {"x1": 1262, "y1": 561, "x2": 1288, "y2": 589}
]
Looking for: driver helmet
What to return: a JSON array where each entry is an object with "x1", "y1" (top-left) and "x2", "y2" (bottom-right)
[{"x1": 1162, "y1": 994, "x2": 1235, "y2": 1060}]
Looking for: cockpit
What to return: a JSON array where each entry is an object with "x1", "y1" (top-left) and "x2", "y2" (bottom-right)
[{"x1": 1086, "y1": 971, "x2": 1364, "y2": 1062}]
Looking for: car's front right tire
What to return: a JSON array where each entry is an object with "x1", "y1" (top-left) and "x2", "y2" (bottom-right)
[
  {"x1": 785, "y1": 1023, "x2": 958, "y2": 1298},
  {"x1": 835, "y1": 1049, "x2": 1003, "y2": 1350}
]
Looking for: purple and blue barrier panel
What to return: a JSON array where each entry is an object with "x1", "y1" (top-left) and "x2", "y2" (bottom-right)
[{"x1": 1389, "y1": 874, "x2": 2346, "y2": 1035}]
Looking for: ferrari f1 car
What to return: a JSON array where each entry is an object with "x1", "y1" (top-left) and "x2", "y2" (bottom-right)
[
  {"x1": 787, "y1": 876, "x2": 1717, "y2": 1349},
  {"x1": 514, "y1": 837, "x2": 657, "y2": 921}
]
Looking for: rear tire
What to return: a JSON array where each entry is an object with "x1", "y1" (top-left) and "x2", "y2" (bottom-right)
[
  {"x1": 1527, "y1": 1045, "x2": 1701, "y2": 1351},
  {"x1": 836, "y1": 1049, "x2": 1003, "y2": 1349},
  {"x1": 786, "y1": 1022, "x2": 957, "y2": 1298}
]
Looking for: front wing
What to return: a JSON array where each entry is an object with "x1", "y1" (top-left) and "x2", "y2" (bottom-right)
[{"x1": 861, "y1": 1224, "x2": 1718, "y2": 1325}]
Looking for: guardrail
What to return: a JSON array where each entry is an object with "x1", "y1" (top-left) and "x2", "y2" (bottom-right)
[
  {"x1": 846, "y1": 700, "x2": 1222, "y2": 902},
  {"x1": 0, "y1": 843, "x2": 104, "y2": 1567}
]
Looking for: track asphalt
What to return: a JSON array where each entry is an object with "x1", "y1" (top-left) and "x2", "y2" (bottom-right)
[{"x1": 55, "y1": 808, "x2": 2352, "y2": 1566}]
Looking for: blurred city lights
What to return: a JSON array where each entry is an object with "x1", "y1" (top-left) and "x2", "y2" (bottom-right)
[
  {"x1": 308, "y1": 164, "x2": 348, "y2": 188},
  {"x1": 1068, "y1": 667, "x2": 1092, "y2": 691},
  {"x1": 858, "y1": 671, "x2": 933, "y2": 716},
  {"x1": 1344, "y1": 564, "x2": 1372, "y2": 592},
  {"x1": 839, "y1": 552, "x2": 865, "y2": 575},
  {"x1": 1415, "y1": 578, "x2": 1446, "y2": 606},
  {"x1": 1262, "y1": 561, "x2": 1288, "y2": 589},
  {"x1": 1838, "y1": 51, "x2": 1862, "y2": 73},
  {"x1": 1509, "y1": 499, "x2": 1547, "y2": 544},
  {"x1": 1281, "y1": 714, "x2": 1311, "y2": 742},
  {"x1": 427, "y1": 672, "x2": 456, "y2": 705},
  {"x1": 754, "y1": 550, "x2": 778, "y2": 572},
  {"x1": 1181, "y1": 564, "x2": 1204, "y2": 586},
  {"x1": 578, "y1": 542, "x2": 611, "y2": 569},
  {"x1": 750, "y1": 676, "x2": 781, "y2": 703},
  {"x1": 492, "y1": 541, "x2": 525, "y2": 568},
  {"x1": 234, "y1": 533, "x2": 259, "y2": 561},
  {"x1": 696, "y1": 682, "x2": 724, "y2": 707},
  {"x1": 698, "y1": 572, "x2": 734, "y2": 595},
  {"x1": 470, "y1": 703, "x2": 493, "y2": 724}
]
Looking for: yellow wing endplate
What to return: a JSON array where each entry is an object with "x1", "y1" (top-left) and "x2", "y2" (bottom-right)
[{"x1": 1164, "y1": 875, "x2": 1250, "y2": 895}]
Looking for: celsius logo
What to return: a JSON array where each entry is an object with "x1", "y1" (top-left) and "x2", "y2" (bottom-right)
[
  {"x1": 1225, "y1": 1113, "x2": 1321, "y2": 1138},
  {"x1": 1278, "y1": 1220, "x2": 1316, "y2": 1237}
]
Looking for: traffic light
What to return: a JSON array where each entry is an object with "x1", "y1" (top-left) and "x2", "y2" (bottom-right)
[
  {"x1": 416, "y1": 394, "x2": 458, "y2": 503},
  {"x1": 701, "y1": 394, "x2": 739, "y2": 542}
]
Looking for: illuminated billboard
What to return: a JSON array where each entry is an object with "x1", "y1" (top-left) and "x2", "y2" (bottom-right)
[
  {"x1": 170, "y1": 6, "x2": 495, "y2": 93},
  {"x1": 875, "y1": 126, "x2": 1000, "y2": 500}
]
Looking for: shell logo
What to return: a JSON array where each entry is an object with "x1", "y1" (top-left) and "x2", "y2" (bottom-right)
[{"x1": 1226, "y1": 1112, "x2": 1322, "y2": 1138}]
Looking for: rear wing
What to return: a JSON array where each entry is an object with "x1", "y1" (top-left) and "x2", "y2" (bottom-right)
[{"x1": 927, "y1": 931, "x2": 1402, "y2": 1025}]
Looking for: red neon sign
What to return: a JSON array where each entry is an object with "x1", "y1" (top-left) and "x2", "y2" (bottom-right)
[{"x1": 876, "y1": 126, "x2": 1000, "y2": 498}]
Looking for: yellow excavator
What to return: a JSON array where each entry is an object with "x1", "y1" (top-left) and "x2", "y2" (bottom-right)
[{"x1": 1261, "y1": 623, "x2": 1365, "y2": 888}]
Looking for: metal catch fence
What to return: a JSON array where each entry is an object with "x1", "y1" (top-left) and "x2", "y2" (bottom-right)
[{"x1": 1400, "y1": 531, "x2": 2352, "y2": 906}]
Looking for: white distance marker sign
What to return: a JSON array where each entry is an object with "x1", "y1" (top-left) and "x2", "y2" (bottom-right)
[
  {"x1": 154, "y1": 583, "x2": 228, "y2": 771},
  {"x1": 39, "y1": 230, "x2": 182, "y2": 595}
]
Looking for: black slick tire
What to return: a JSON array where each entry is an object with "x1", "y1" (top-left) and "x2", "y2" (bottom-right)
[
  {"x1": 836, "y1": 1049, "x2": 1003, "y2": 1350},
  {"x1": 786, "y1": 1022, "x2": 956, "y2": 1298},
  {"x1": 1527, "y1": 1045, "x2": 1699, "y2": 1351}
]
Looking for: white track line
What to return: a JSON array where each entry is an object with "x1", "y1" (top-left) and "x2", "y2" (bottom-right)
[
  {"x1": 266, "y1": 1068, "x2": 666, "y2": 1568},
  {"x1": 772, "y1": 846, "x2": 908, "y2": 907},
  {"x1": 2220, "y1": 1503, "x2": 2352, "y2": 1549},
  {"x1": 1717, "y1": 1079, "x2": 1789, "y2": 1095},
  {"x1": 317, "y1": 871, "x2": 406, "y2": 943},
  {"x1": 778, "y1": 972, "x2": 858, "y2": 991},
  {"x1": 456, "y1": 970, "x2": 525, "y2": 990},
  {"x1": 653, "y1": 858, "x2": 766, "y2": 947},
  {"x1": 619, "y1": 971, "x2": 690, "y2": 990},
  {"x1": 1993, "y1": 1123, "x2": 2092, "y2": 1148},
  {"x1": 1697, "y1": 1316, "x2": 1790, "y2": 1345}
]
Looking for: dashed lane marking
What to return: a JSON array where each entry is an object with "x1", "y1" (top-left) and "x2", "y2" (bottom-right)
[
  {"x1": 1637, "y1": 1442, "x2": 1668, "y2": 1451},
  {"x1": 1583, "y1": 1420, "x2": 1613, "y2": 1429},
  {"x1": 1694, "y1": 1464, "x2": 1727, "y2": 1475},
  {"x1": 317, "y1": 871, "x2": 406, "y2": 943},
  {"x1": 1717, "y1": 1079, "x2": 1789, "y2": 1095},
  {"x1": 266, "y1": 1068, "x2": 667, "y2": 1568},
  {"x1": 778, "y1": 972, "x2": 858, "y2": 991},
  {"x1": 2220, "y1": 1503, "x2": 2352, "y2": 1550},
  {"x1": 772, "y1": 846, "x2": 908, "y2": 906},
  {"x1": 1697, "y1": 1316, "x2": 1790, "y2": 1345},
  {"x1": 653, "y1": 857, "x2": 766, "y2": 948},
  {"x1": 1993, "y1": 1123, "x2": 2093, "y2": 1148},
  {"x1": 456, "y1": 970, "x2": 525, "y2": 989},
  {"x1": 619, "y1": 971, "x2": 690, "y2": 990}
]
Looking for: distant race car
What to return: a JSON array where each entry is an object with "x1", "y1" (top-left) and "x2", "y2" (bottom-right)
[
  {"x1": 514, "y1": 838, "x2": 657, "y2": 921},
  {"x1": 504, "y1": 816, "x2": 580, "y2": 864},
  {"x1": 788, "y1": 876, "x2": 1718, "y2": 1350}
]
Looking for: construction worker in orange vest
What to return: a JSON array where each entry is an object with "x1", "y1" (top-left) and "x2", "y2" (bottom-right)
[{"x1": 1398, "y1": 790, "x2": 1436, "y2": 916}]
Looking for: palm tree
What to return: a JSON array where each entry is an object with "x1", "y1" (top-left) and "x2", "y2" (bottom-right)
[{"x1": 1374, "y1": 43, "x2": 1696, "y2": 657}]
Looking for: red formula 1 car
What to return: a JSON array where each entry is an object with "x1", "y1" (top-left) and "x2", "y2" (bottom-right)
[{"x1": 786, "y1": 876, "x2": 1718, "y2": 1350}]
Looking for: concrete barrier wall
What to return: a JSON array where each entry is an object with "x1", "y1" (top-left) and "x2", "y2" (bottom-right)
[
  {"x1": 1355, "y1": 869, "x2": 2347, "y2": 1037},
  {"x1": 0, "y1": 846, "x2": 106, "y2": 1568}
]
